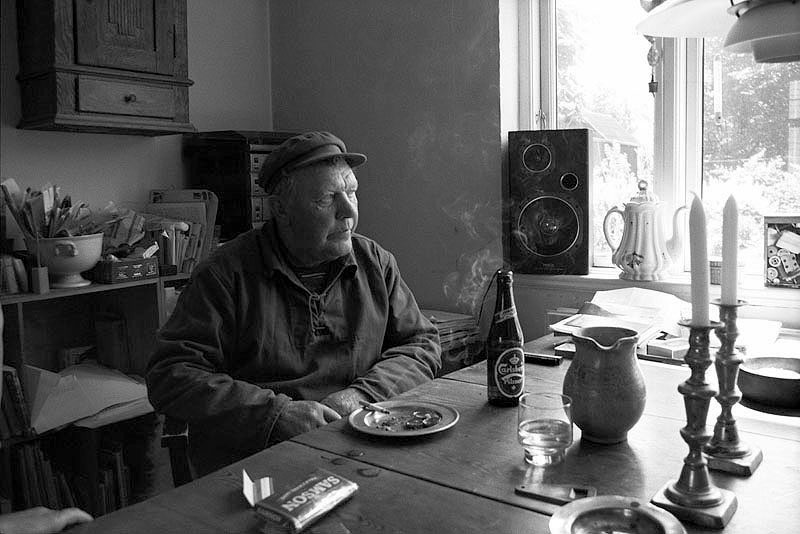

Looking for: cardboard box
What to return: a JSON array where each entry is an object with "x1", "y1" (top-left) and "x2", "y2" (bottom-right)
[
  {"x1": 764, "y1": 215, "x2": 800, "y2": 289},
  {"x1": 92, "y1": 257, "x2": 159, "y2": 284}
]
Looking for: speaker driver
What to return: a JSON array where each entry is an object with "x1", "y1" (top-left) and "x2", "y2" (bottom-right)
[
  {"x1": 560, "y1": 172, "x2": 579, "y2": 191},
  {"x1": 522, "y1": 143, "x2": 552, "y2": 173},
  {"x1": 515, "y1": 196, "x2": 580, "y2": 257}
]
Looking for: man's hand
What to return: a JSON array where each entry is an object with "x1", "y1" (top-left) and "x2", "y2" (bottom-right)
[
  {"x1": 321, "y1": 388, "x2": 371, "y2": 417},
  {"x1": 269, "y1": 400, "x2": 341, "y2": 444},
  {"x1": 0, "y1": 506, "x2": 93, "y2": 534}
]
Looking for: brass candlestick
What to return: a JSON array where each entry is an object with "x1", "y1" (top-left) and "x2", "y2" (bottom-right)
[
  {"x1": 704, "y1": 299, "x2": 763, "y2": 475},
  {"x1": 652, "y1": 320, "x2": 737, "y2": 529}
]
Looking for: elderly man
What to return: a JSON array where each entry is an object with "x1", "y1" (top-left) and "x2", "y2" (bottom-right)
[{"x1": 146, "y1": 131, "x2": 441, "y2": 476}]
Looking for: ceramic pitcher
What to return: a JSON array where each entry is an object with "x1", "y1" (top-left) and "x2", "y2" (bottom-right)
[{"x1": 562, "y1": 326, "x2": 645, "y2": 444}]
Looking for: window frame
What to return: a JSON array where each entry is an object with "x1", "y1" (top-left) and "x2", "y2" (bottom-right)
[
  {"x1": 519, "y1": 0, "x2": 706, "y2": 270},
  {"x1": 515, "y1": 0, "x2": 799, "y2": 326}
]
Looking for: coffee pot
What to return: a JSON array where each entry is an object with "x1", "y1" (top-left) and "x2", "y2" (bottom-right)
[{"x1": 602, "y1": 180, "x2": 686, "y2": 281}]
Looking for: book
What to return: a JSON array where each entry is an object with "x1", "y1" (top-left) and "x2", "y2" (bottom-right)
[
  {"x1": 101, "y1": 468, "x2": 116, "y2": 513},
  {"x1": 0, "y1": 444, "x2": 13, "y2": 506},
  {"x1": 0, "y1": 388, "x2": 16, "y2": 438},
  {"x1": 57, "y1": 471, "x2": 76, "y2": 508},
  {"x1": 181, "y1": 222, "x2": 203, "y2": 273},
  {"x1": 13, "y1": 446, "x2": 32, "y2": 509},
  {"x1": 149, "y1": 189, "x2": 218, "y2": 260},
  {"x1": 3, "y1": 365, "x2": 31, "y2": 433},
  {"x1": 39, "y1": 453, "x2": 61, "y2": 509},
  {"x1": 1, "y1": 254, "x2": 19, "y2": 294},
  {"x1": 96, "y1": 480, "x2": 108, "y2": 516},
  {"x1": 22, "y1": 443, "x2": 44, "y2": 507},
  {"x1": 11, "y1": 256, "x2": 29, "y2": 292},
  {"x1": 72, "y1": 475, "x2": 92, "y2": 512},
  {"x1": 646, "y1": 336, "x2": 689, "y2": 359},
  {"x1": 99, "y1": 443, "x2": 129, "y2": 509}
]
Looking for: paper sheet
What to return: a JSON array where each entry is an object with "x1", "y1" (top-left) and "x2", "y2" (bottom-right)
[
  {"x1": 22, "y1": 362, "x2": 148, "y2": 434},
  {"x1": 588, "y1": 287, "x2": 690, "y2": 337}
]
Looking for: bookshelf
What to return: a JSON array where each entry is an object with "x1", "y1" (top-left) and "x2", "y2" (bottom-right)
[{"x1": 1, "y1": 275, "x2": 187, "y2": 515}]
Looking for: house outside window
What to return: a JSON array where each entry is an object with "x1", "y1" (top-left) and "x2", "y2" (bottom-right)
[{"x1": 522, "y1": 0, "x2": 800, "y2": 278}]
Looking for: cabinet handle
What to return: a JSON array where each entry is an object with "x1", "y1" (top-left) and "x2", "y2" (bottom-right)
[{"x1": 124, "y1": 93, "x2": 137, "y2": 103}]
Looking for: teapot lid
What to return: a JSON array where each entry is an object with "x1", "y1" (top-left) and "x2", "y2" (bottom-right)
[{"x1": 629, "y1": 180, "x2": 659, "y2": 203}]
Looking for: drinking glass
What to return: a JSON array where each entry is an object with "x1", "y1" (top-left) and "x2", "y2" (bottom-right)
[{"x1": 517, "y1": 393, "x2": 573, "y2": 466}]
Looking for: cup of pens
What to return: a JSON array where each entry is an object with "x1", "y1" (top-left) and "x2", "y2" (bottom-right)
[{"x1": 25, "y1": 233, "x2": 104, "y2": 288}]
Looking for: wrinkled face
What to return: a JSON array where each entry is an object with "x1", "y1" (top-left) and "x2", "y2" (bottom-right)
[{"x1": 274, "y1": 159, "x2": 359, "y2": 267}]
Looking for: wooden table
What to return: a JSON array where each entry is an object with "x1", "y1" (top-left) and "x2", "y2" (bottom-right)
[{"x1": 71, "y1": 345, "x2": 800, "y2": 533}]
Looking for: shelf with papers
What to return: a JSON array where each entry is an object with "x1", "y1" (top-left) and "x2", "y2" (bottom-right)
[{"x1": 1, "y1": 274, "x2": 180, "y2": 515}]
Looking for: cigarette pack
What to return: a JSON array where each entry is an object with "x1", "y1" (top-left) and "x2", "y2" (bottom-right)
[{"x1": 255, "y1": 469, "x2": 358, "y2": 534}]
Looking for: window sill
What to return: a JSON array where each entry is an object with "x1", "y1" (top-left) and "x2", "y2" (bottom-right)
[{"x1": 515, "y1": 267, "x2": 799, "y2": 328}]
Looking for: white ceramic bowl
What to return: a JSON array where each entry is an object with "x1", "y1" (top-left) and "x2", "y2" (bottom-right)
[{"x1": 26, "y1": 233, "x2": 104, "y2": 288}]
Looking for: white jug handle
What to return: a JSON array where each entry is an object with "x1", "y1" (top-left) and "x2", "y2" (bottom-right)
[
  {"x1": 602, "y1": 206, "x2": 624, "y2": 254},
  {"x1": 54, "y1": 241, "x2": 79, "y2": 257}
]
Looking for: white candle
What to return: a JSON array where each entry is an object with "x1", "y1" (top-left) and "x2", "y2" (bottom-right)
[
  {"x1": 689, "y1": 195, "x2": 710, "y2": 325},
  {"x1": 721, "y1": 195, "x2": 738, "y2": 305}
]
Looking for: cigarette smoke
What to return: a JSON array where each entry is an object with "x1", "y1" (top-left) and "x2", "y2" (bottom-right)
[{"x1": 441, "y1": 195, "x2": 503, "y2": 315}]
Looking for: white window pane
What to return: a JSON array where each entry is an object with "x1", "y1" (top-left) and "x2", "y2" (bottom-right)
[
  {"x1": 554, "y1": 0, "x2": 655, "y2": 267},
  {"x1": 702, "y1": 37, "x2": 800, "y2": 277}
]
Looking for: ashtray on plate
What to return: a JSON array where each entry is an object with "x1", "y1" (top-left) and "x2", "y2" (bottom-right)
[
  {"x1": 549, "y1": 495, "x2": 686, "y2": 534},
  {"x1": 738, "y1": 357, "x2": 800, "y2": 408}
]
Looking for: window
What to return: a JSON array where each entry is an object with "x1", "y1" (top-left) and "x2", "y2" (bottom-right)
[
  {"x1": 701, "y1": 37, "x2": 800, "y2": 275},
  {"x1": 523, "y1": 1, "x2": 800, "y2": 276}
]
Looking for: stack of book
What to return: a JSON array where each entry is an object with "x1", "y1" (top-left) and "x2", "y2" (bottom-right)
[
  {"x1": 0, "y1": 253, "x2": 30, "y2": 294},
  {"x1": 143, "y1": 189, "x2": 218, "y2": 275},
  {"x1": 5, "y1": 435, "x2": 132, "y2": 516},
  {"x1": 8, "y1": 441, "x2": 77, "y2": 513},
  {"x1": 421, "y1": 310, "x2": 483, "y2": 375}
]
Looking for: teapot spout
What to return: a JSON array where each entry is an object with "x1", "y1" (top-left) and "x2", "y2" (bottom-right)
[{"x1": 666, "y1": 205, "x2": 688, "y2": 264}]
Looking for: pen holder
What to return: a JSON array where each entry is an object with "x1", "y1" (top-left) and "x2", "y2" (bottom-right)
[
  {"x1": 651, "y1": 320, "x2": 737, "y2": 529},
  {"x1": 704, "y1": 299, "x2": 763, "y2": 475}
]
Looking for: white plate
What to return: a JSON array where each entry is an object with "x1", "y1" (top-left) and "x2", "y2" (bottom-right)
[{"x1": 348, "y1": 400, "x2": 459, "y2": 437}]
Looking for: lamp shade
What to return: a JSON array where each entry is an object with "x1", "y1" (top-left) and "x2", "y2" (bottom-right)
[
  {"x1": 635, "y1": 0, "x2": 800, "y2": 63},
  {"x1": 723, "y1": 2, "x2": 800, "y2": 62},
  {"x1": 635, "y1": 0, "x2": 734, "y2": 37}
]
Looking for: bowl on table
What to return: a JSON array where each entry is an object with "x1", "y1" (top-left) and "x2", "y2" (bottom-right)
[{"x1": 738, "y1": 357, "x2": 800, "y2": 408}]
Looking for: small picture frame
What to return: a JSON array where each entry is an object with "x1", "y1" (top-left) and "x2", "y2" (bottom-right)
[{"x1": 764, "y1": 215, "x2": 800, "y2": 289}]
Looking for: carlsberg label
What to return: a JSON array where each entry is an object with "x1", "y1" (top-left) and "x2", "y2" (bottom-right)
[{"x1": 493, "y1": 348, "x2": 524, "y2": 397}]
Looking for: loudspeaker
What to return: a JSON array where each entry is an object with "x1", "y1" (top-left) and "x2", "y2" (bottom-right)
[{"x1": 506, "y1": 129, "x2": 590, "y2": 275}]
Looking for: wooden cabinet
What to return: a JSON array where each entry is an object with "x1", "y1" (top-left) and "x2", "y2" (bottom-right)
[{"x1": 15, "y1": 0, "x2": 195, "y2": 135}]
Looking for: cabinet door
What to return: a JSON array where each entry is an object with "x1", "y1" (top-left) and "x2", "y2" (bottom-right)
[{"x1": 74, "y1": 0, "x2": 174, "y2": 75}]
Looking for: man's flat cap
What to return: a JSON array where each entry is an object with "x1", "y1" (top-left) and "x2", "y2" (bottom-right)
[{"x1": 258, "y1": 131, "x2": 367, "y2": 193}]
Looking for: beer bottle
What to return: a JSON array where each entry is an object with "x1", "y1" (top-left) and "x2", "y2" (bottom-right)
[{"x1": 486, "y1": 269, "x2": 525, "y2": 406}]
